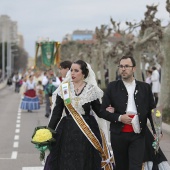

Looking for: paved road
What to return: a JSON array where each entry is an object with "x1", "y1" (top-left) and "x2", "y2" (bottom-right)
[
  {"x1": 0, "y1": 86, "x2": 47, "y2": 170},
  {"x1": 0, "y1": 86, "x2": 169, "y2": 170}
]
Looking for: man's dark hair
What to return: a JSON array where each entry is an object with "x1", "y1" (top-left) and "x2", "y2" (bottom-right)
[
  {"x1": 60, "y1": 61, "x2": 72, "y2": 69},
  {"x1": 147, "y1": 70, "x2": 152, "y2": 74},
  {"x1": 152, "y1": 66, "x2": 157, "y2": 70},
  {"x1": 119, "y1": 55, "x2": 136, "y2": 67}
]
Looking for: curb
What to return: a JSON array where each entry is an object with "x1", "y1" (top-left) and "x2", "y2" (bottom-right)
[
  {"x1": 162, "y1": 122, "x2": 170, "y2": 135},
  {"x1": 0, "y1": 80, "x2": 7, "y2": 90}
]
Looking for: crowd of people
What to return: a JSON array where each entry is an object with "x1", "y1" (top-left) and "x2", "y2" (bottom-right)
[
  {"x1": 6, "y1": 57, "x2": 169, "y2": 170},
  {"x1": 6, "y1": 64, "x2": 69, "y2": 116},
  {"x1": 37, "y1": 57, "x2": 169, "y2": 170}
]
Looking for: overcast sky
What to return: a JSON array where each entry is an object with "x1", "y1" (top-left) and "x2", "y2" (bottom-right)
[{"x1": 0, "y1": 0, "x2": 169, "y2": 57}]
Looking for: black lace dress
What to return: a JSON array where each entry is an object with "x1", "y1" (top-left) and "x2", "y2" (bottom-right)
[{"x1": 44, "y1": 90, "x2": 103, "y2": 170}]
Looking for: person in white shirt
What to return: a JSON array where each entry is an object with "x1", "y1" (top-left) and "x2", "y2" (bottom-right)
[
  {"x1": 42, "y1": 71, "x2": 48, "y2": 90},
  {"x1": 151, "y1": 66, "x2": 160, "y2": 106},
  {"x1": 12, "y1": 72, "x2": 22, "y2": 93},
  {"x1": 20, "y1": 75, "x2": 40, "y2": 112},
  {"x1": 145, "y1": 70, "x2": 152, "y2": 85}
]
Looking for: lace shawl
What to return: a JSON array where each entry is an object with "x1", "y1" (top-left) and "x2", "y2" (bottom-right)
[
  {"x1": 50, "y1": 81, "x2": 108, "y2": 141},
  {"x1": 57, "y1": 81, "x2": 103, "y2": 115}
]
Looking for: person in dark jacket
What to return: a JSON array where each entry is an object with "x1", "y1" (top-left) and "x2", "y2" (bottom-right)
[
  {"x1": 99, "y1": 55, "x2": 156, "y2": 170},
  {"x1": 59, "y1": 60, "x2": 72, "y2": 82}
]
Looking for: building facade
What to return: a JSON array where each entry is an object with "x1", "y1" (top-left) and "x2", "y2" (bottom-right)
[
  {"x1": 0, "y1": 15, "x2": 18, "y2": 78},
  {"x1": 72, "y1": 30, "x2": 94, "y2": 41}
]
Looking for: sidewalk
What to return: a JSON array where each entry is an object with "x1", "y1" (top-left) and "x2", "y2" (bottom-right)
[
  {"x1": 162, "y1": 122, "x2": 170, "y2": 135},
  {"x1": 0, "y1": 80, "x2": 7, "y2": 90}
]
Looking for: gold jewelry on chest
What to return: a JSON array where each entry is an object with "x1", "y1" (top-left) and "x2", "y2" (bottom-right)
[
  {"x1": 74, "y1": 82, "x2": 85, "y2": 93},
  {"x1": 73, "y1": 96, "x2": 81, "y2": 107}
]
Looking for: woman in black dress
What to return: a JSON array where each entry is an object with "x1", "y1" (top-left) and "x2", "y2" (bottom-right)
[{"x1": 44, "y1": 60, "x2": 114, "y2": 170}]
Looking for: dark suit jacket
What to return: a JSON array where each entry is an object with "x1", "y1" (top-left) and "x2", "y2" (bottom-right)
[{"x1": 99, "y1": 80, "x2": 156, "y2": 134}]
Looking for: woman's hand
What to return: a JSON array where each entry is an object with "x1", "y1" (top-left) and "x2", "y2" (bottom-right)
[{"x1": 106, "y1": 105, "x2": 114, "y2": 113}]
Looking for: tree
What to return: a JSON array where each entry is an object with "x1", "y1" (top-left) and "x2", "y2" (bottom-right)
[
  {"x1": 158, "y1": 1, "x2": 170, "y2": 123},
  {"x1": 13, "y1": 46, "x2": 28, "y2": 72},
  {"x1": 95, "y1": 25, "x2": 112, "y2": 89}
]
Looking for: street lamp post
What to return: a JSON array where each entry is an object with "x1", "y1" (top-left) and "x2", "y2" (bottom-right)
[
  {"x1": 2, "y1": 23, "x2": 5, "y2": 81},
  {"x1": 7, "y1": 21, "x2": 11, "y2": 78}
]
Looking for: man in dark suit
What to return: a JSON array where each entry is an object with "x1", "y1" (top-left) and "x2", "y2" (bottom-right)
[{"x1": 99, "y1": 55, "x2": 156, "y2": 170}]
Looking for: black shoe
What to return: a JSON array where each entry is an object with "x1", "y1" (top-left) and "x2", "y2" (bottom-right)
[{"x1": 45, "y1": 114, "x2": 49, "y2": 118}]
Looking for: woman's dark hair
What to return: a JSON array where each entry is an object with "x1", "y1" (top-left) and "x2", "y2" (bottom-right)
[
  {"x1": 60, "y1": 61, "x2": 72, "y2": 69},
  {"x1": 74, "y1": 60, "x2": 89, "y2": 78},
  {"x1": 119, "y1": 55, "x2": 136, "y2": 67},
  {"x1": 38, "y1": 80, "x2": 42, "y2": 85}
]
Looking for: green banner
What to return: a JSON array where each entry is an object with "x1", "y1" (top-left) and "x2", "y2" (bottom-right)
[{"x1": 41, "y1": 42, "x2": 55, "y2": 67}]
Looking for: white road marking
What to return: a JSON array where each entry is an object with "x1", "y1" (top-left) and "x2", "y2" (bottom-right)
[
  {"x1": 17, "y1": 116, "x2": 21, "y2": 119},
  {"x1": 14, "y1": 135, "x2": 19, "y2": 140},
  {"x1": 0, "y1": 102, "x2": 21, "y2": 160},
  {"x1": 11, "y1": 151, "x2": 18, "y2": 159},
  {"x1": 0, "y1": 151, "x2": 18, "y2": 159},
  {"x1": 13, "y1": 141, "x2": 19, "y2": 148},
  {"x1": 16, "y1": 124, "x2": 20, "y2": 128},
  {"x1": 16, "y1": 119, "x2": 20, "y2": 123},
  {"x1": 15, "y1": 129, "x2": 20, "y2": 133}
]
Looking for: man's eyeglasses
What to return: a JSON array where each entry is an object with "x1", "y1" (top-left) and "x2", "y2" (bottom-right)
[{"x1": 118, "y1": 65, "x2": 134, "y2": 69}]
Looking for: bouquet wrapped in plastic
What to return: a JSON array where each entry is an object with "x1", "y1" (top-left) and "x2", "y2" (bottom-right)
[
  {"x1": 151, "y1": 106, "x2": 163, "y2": 153},
  {"x1": 31, "y1": 126, "x2": 56, "y2": 161}
]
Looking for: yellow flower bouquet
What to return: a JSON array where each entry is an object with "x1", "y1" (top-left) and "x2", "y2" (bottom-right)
[
  {"x1": 151, "y1": 106, "x2": 163, "y2": 153},
  {"x1": 31, "y1": 126, "x2": 56, "y2": 161}
]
